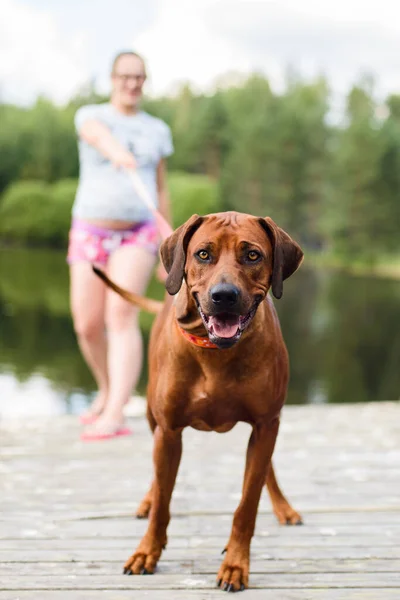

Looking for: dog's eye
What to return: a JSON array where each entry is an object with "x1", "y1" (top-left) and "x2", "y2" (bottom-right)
[
  {"x1": 197, "y1": 250, "x2": 210, "y2": 261},
  {"x1": 247, "y1": 250, "x2": 261, "y2": 262}
]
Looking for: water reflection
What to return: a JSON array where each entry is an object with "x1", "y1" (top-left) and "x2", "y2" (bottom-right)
[{"x1": 0, "y1": 248, "x2": 399, "y2": 418}]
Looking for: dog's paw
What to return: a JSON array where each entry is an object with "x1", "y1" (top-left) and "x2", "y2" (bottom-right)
[
  {"x1": 216, "y1": 551, "x2": 249, "y2": 592},
  {"x1": 274, "y1": 503, "x2": 303, "y2": 526},
  {"x1": 123, "y1": 551, "x2": 158, "y2": 575},
  {"x1": 135, "y1": 499, "x2": 151, "y2": 519},
  {"x1": 123, "y1": 539, "x2": 164, "y2": 575}
]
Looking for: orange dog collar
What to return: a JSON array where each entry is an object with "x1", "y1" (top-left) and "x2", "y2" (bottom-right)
[{"x1": 178, "y1": 326, "x2": 218, "y2": 349}]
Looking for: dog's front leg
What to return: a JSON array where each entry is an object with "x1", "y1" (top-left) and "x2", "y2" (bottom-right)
[
  {"x1": 123, "y1": 425, "x2": 182, "y2": 575},
  {"x1": 217, "y1": 418, "x2": 280, "y2": 592}
]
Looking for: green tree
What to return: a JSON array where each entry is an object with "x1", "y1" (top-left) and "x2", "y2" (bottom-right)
[
  {"x1": 221, "y1": 75, "x2": 329, "y2": 246},
  {"x1": 323, "y1": 82, "x2": 387, "y2": 262}
]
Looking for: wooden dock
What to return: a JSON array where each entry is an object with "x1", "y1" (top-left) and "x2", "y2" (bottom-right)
[{"x1": 1, "y1": 401, "x2": 400, "y2": 599}]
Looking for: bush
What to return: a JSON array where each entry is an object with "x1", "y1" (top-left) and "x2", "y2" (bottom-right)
[
  {"x1": 0, "y1": 173, "x2": 220, "y2": 247},
  {"x1": 168, "y1": 171, "x2": 221, "y2": 227},
  {"x1": 0, "y1": 181, "x2": 51, "y2": 245},
  {"x1": 0, "y1": 179, "x2": 76, "y2": 247}
]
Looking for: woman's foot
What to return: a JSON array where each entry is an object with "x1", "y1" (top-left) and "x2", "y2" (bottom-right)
[
  {"x1": 79, "y1": 391, "x2": 108, "y2": 425},
  {"x1": 80, "y1": 413, "x2": 132, "y2": 441}
]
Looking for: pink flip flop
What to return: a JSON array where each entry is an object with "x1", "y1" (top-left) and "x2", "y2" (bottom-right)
[{"x1": 81, "y1": 426, "x2": 133, "y2": 442}]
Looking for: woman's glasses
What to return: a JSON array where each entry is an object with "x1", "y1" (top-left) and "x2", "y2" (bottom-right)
[{"x1": 113, "y1": 73, "x2": 146, "y2": 83}]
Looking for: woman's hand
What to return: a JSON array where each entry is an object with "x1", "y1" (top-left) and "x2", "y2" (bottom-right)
[
  {"x1": 79, "y1": 119, "x2": 137, "y2": 170},
  {"x1": 111, "y1": 148, "x2": 137, "y2": 171}
]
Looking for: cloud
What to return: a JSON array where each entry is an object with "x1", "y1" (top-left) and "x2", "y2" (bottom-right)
[
  {"x1": 133, "y1": 0, "x2": 252, "y2": 95},
  {"x1": 134, "y1": 0, "x2": 400, "y2": 99},
  {"x1": 0, "y1": 0, "x2": 90, "y2": 105},
  {"x1": 2, "y1": 0, "x2": 400, "y2": 104},
  {"x1": 203, "y1": 0, "x2": 400, "y2": 96},
  {"x1": 30, "y1": 0, "x2": 160, "y2": 98}
]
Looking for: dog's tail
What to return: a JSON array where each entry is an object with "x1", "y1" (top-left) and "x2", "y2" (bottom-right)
[{"x1": 93, "y1": 266, "x2": 163, "y2": 315}]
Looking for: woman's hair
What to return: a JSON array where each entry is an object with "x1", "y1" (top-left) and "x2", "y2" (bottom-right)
[{"x1": 111, "y1": 51, "x2": 146, "y2": 75}]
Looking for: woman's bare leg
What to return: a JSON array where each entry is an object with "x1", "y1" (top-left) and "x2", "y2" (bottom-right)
[
  {"x1": 70, "y1": 262, "x2": 109, "y2": 418},
  {"x1": 84, "y1": 245, "x2": 156, "y2": 433}
]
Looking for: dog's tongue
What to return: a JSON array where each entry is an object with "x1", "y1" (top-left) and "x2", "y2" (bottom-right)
[{"x1": 209, "y1": 314, "x2": 239, "y2": 338}]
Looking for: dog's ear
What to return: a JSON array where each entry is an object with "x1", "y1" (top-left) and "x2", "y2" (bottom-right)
[
  {"x1": 258, "y1": 217, "x2": 303, "y2": 299},
  {"x1": 160, "y1": 214, "x2": 205, "y2": 295}
]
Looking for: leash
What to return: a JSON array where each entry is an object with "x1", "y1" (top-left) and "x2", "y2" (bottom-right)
[
  {"x1": 127, "y1": 169, "x2": 173, "y2": 241},
  {"x1": 129, "y1": 169, "x2": 217, "y2": 349}
]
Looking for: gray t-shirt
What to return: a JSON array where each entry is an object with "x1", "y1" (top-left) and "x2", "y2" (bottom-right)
[{"x1": 73, "y1": 103, "x2": 173, "y2": 222}]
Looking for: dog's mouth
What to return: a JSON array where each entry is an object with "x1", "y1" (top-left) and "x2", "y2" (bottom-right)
[{"x1": 195, "y1": 298, "x2": 260, "y2": 349}]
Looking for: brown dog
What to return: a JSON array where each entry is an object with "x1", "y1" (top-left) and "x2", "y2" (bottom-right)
[{"x1": 95, "y1": 211, "x2": 303, "y2": 592}]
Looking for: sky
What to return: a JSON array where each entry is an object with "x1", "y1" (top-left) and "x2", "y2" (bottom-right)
[{"x1": 1, "y1": 0, "x2": 400, "y2": 106}]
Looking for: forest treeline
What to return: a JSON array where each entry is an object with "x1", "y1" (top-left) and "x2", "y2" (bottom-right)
[{"x1": 1, "y1": 75, "x2": 399, "y2": 262}]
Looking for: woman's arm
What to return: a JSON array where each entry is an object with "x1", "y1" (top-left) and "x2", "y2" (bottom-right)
[
  {"x1": 156, "y1": 158, "x2": 172, "y2": 226},
  {"x1": 79, "y1": 119, "x2": 136, "y2": 170}
]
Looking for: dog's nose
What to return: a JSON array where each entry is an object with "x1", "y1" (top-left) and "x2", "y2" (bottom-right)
[{"x1": 210, "y1": 283, "x2": 240, "y2": 309}]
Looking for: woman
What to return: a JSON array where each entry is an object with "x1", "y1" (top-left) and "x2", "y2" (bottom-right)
[{"x1": 68, "y1": 51, "x2": 173, "y2": 441}]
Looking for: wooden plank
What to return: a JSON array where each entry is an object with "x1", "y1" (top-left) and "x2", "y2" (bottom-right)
[
  {"x1": 1, "y1": 546, "x2": 400, "y2": 563},
  {"x1": 3, "y1": 510, "x2": 400, "y2": 526},
  {"x1": 0, "y1": 591, "x2": 399, "y2": 600},
  {"x1": 1, "y1": 558, "x2": 400, "y2": 576},
  {"x1": 2, "y1": 517, "x2": 400, "y2": 539},
  {"x1": 1, "y1": 572, "x2": 400, "y2": 590},
  {"x1": 0, "y1": 535, "x2": 396, "y2": 550}
]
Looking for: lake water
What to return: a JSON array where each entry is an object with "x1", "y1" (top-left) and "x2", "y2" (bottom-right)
[{"x1": 0, "y1": 248, "x2": 399, "y2": 419}]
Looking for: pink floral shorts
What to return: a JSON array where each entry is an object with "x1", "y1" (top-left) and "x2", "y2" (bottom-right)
[{"x1": 67, "y1": 219, "x2": 159, "y2": 265}]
